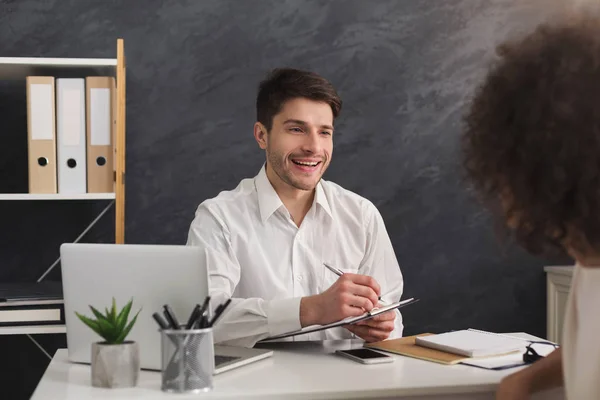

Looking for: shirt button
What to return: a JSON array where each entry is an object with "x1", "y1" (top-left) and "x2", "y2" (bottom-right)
[{"x1": 296, "y1": 275, "x2": 303, "y2": 282}]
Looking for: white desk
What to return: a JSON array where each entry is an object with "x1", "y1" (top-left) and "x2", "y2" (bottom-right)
[{"x1": 32, "y1": 334, "x2": 565, "y2": 400}]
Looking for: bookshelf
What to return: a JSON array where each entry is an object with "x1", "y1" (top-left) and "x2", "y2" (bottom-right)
[
  {"x1": 0, "y1": 58, "x2": 117, "y2": 79},
  {"x1": 0, "y1": 39, "x2": 127, "y2": 337},
  {"x1": 0, "y1": 325, "x2": 66, "y2": 336},
  {"x1": 0, "y1": 193, "x2": 115, "y2": 200},
  {"x1": 0, "y1": 38, "x2": 126, "y2": 242}
]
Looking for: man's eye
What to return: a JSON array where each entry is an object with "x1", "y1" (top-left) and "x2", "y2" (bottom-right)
[
  {"x1": 289, "y1": 127, "x2": 302, "y2": 133},
  {"x1": 321, "y1": 131, "x2": 332, "y2": 136}
]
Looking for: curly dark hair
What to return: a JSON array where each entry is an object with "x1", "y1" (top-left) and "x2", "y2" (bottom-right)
[{"x1": 462, "y1": 14, "x2": 600, "y2": 257}]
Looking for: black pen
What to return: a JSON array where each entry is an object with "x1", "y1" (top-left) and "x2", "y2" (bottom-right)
[
  {"x1": 208, "y1": 299, "x2": 232, "y2": 327},
  {"x1": 185, "y1": 304, "x2": 202, "y2": 330},
  {"x1": 152, "y1": 312, "x2": 170, "y2": 330},
  {"x1": 153, "y1": 311, "x2": 181, "y2": 349},
  {"x1": 205, "y1": 303, "x2": 224, "y2": 327},
  {"x1": 190, "y1": 296, "x2": 210, "y2": 329},
  {"x1": 199, "y1": 296, "x2": 211, "y2": 315},
  {"x1": 323, "y1": 263, "x2": 389, "y2": 306},
  {"x1": 198, "y1": 296, "x2": 211, "y2": 327},
  {"x1": 163, "y1": 304, "x2": 181, "y2": 329},
  {"x1": 198, "y1": 309, "x2": 209, "y2": 328}
]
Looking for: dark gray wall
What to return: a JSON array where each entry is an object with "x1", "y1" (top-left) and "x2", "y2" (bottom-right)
[{"x1": 0, "y1": 0, "x2": 572, "y2": 398}]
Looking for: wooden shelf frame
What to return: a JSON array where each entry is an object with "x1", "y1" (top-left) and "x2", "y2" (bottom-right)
[
  {"x1": 0, "y1": 39, "x2": 127, "y2": 338},
  {"x1": 116, "y1": 38, "x2": 126, "y2": 244}
]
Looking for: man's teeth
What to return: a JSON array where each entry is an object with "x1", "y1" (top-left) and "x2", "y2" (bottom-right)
[{"x1": 293, "y1": 160, "x2": 319, "y2": 167}]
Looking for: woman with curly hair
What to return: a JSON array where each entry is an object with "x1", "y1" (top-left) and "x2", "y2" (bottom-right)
[{"x1": 462, "y1": 13, "x2": 600, "y2": 400}]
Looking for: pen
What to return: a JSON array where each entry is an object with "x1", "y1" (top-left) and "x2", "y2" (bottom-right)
[
  {"x1": 323, "y1": 263, "x2": 344, "y2": 276},
  {"x1": 163, "y1": 304, "x2": 181, "y2": 329},
  {"x1": 185, "y1": 304, "x2": 202, "y2": 330},
  {"x1": 153, "y1": 312, "x2": 180, "y2": 347},
  {"x1": 323, "y1": 263, "x2": 389, "y2": 306},
  {"x1": 194, "y1": 310, "x2": 204, "y2": 328},
  {"x1": 205, "y1": 304, "x2": 223, "y2": 328},
  {"x1": 197, "y1": 296, "x2": 211, "y2": 328},
  {"x1": 208, "y1": 299, "x2": 232, "y2": 327},
  {"x1": 189, "y1": 296, "x2": 211, "y2": 329},
  {"x1": 152, "y1": 312, "x2": 170, "y2": 330}
]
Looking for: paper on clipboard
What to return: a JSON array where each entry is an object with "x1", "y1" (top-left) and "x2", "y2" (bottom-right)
[{"x1": 261, "y1": 297, "x2": 419, "y2": 341}]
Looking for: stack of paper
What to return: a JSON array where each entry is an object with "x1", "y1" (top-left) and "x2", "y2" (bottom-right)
[{"x1": 367, "y1": 329, "x2": 559, "y2": 370}]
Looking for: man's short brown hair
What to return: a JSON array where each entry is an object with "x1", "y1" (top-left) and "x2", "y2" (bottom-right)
[
  {"x1": 256, "y1": 68, "x2": 342, "y2": 132},
  {"x1": 462, "y1": 14, "x2": 600, "y2": 256}
]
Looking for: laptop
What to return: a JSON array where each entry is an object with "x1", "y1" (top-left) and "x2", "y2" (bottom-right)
[{"x1": 60, "y1": 243, "x2": 272, "y2": 374}]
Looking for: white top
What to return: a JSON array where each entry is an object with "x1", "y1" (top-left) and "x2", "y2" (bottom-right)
[
  {"x1": 562, "y1": 263, "x2": 600, "y2": 399},
  {"x1": 186, "y1": 165, "x2": 404, "y2": 347},
  {"x1": 31, "y1": 336, "x2": 566, "y2": 400}
]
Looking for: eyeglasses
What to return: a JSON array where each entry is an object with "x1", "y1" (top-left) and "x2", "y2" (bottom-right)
[{"x1": 523, "y1": 340, "x2": 559, "y2": 364}]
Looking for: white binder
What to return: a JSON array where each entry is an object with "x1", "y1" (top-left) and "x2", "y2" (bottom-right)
[{"x1": 56, "y1": 78, "x2": 87, "y2": 194}]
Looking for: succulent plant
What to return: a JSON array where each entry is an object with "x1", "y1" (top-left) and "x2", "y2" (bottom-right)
[{"x1": 75, "y1": 297, "x2": 141, "y2": 345}]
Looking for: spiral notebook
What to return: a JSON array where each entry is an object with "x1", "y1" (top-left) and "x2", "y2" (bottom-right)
[{"x1": 414, "y1": 328, "x2": 527, "y2": 358}]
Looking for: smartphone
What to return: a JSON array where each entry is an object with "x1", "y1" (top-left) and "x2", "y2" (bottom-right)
[{"x1": 335, "y1": 348, "x2": 394, "y2": 364}]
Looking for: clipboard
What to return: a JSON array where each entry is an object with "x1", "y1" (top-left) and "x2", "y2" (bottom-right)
[
  {"x1": 365, "y1": 333, "x2": 469, "y2": 365},
  {"x1": 261, "y1": 297, "x2": 419, "y2": 341}
]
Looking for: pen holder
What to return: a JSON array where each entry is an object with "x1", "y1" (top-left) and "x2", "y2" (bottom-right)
[{"x1": 160, "y1": 326, "x2": 215, "y2": 393}]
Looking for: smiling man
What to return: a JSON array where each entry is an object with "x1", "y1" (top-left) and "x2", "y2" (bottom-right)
[{"x1": 186, "y1": 68, "x2": 404, "y2": 347}]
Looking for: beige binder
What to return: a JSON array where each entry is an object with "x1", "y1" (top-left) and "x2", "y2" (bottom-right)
[
  {"x1": 85, "y1": 77, "x2": 115, "y2": 193},
  {"x1": 26, "y1": 76, "x2": 57, "y2": 194}
]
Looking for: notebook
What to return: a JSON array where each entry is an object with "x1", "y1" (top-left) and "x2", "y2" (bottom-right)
[
  {"x1": 0, "y1": 281, "x2": 63, "y2": 302},
  {"x1": 414, "y1": 328, "x2": 526, "y2": 358},
  {"x1": 261, "y1": 297, "x2": 419, "y2": 341}
]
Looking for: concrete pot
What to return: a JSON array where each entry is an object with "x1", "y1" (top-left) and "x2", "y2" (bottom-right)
[{"x1": 91, "y1": 341, "x2": 140, "y2": 388}]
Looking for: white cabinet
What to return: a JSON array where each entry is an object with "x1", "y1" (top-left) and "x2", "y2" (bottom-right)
[{"x1": 545, "y1": 266, "x2": 574, "y2": 344}]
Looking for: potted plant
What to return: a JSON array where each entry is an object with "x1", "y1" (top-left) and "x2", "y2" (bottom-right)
[{"x1": 75, "y1": 297, "x2": 141, "y2": 388}]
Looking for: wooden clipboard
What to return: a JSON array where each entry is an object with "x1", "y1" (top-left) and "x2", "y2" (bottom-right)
[{"x1": 365, "y1": 333, "x2": 469, "y2": 365}]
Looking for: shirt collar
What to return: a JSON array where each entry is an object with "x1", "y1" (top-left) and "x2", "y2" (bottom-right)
[
  {"x1": 255, "y1": 165, "x2": 284, "y2": 223},
  {"x1": 254, "y1": 164, "x2": 333, "y2": 222},
  {"x1": 314, "y1": 178, "x2": 333, "y2": 219}
]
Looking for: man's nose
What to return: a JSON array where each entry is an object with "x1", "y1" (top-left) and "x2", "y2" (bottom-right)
[{"x1": 301, "y1": 131, "x2": 321, "y2": 154}]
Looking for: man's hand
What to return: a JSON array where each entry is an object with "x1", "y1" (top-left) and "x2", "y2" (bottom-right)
[
  {"x1": 345, "y1": 307, "x2": 396, "y2": 342},
  {"x1": 300, "y1": 273, "x2": 380, "y2": 327}
]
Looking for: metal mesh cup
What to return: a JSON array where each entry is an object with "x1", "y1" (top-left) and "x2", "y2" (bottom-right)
[{"x1": 160, "y1": 326, "x2": 215, "y2": 393}]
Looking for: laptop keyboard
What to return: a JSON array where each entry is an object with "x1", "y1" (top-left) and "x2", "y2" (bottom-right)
[{"x1": 215, "y1": 354, "x2": 241, "y2": 367}]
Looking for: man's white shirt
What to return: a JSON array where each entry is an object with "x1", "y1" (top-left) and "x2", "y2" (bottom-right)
[{"x1": 186, "y1": 165, "x2": 404, "y2": 347}]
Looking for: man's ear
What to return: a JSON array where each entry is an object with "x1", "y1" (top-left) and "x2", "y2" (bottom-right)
[{"x1": 254, "y1": 122, "x2": 268, "y2": 150}]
